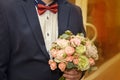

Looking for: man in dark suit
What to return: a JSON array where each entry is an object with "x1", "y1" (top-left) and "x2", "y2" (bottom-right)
[{"x1": 0, "y1": 0, "x2": 86, "y2": 80}]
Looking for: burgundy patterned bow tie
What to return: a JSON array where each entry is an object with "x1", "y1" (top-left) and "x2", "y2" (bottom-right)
[{"x1": 37, "y1": 3, "x2": 58, "y2": 15}]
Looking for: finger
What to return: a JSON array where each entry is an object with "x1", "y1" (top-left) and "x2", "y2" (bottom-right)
[
  {"x1": 63, "y1": 71, "x2": 82, "y2": 80},
  {"x1": 63, "y1": 74, "x2": 75, "y2": 79},
  {"x1": 64, "y1": 69, "x2": 78, "y2": 75},
  {"x1": 66, "y1": 79, "x2": 71, "y2": 80},
  {"x1": 63, "y1": 73, "x2": 80, "y2": 79}
]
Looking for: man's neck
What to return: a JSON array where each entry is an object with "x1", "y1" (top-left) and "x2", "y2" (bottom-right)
[{"x1": 42, "y1": 0, "x2": 53, "y2": 5}]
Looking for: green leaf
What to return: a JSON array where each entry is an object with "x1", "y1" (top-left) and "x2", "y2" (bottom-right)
[
  {"x1": 66, "y1": 62, "x2": 75, "y2": 69},
  {"x1": 59, "y1": 34, "x2": 70, "y2": 39},
  {"x1": 77, "y1": 33, "x2": 84, "y2": 37},
  {"x1": 65, "y1": 30, "x2": 73, "y2": 35},
  {"x1": 59, "y1": 30, "x2": 74, "y2": 39},
  {"x1": 63, "y1": 53, "x2": 67, "y2": 58}
]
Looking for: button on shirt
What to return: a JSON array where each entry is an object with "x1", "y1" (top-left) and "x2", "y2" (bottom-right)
[{"x1": 36, "y1": 4, "x2": 58, "y2": 56}]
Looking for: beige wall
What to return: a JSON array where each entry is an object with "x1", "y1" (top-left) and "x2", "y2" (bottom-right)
[
  {"x1": 87, "y1": 0, "x2": 120, "y2": 62},
  {"x1": 70, "y1": 0, "x2": 120, "y2": 63},
  {"x1": 69, "y1": 0, "x2": 75, "y2": 3}
]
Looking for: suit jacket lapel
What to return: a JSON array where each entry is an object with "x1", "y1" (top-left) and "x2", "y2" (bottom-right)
[
  {"x1": 21, "y1": 0, "x2": 50, "y2": 59},
  {"x1": 58, "y1": 3, "x2": 71, "y2": 35},
  {"x1": 20, "y1": 0, "x2": 71, "y2": 59}
]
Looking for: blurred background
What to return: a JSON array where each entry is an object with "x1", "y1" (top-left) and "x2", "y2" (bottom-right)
[{"x1": 69, "y1": 0, "x2": 120, "y2": 80}]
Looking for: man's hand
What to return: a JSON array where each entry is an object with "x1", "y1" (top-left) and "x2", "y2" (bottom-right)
[{"x1": 63, "y1": 69, "x2": 82, "y2": 80}]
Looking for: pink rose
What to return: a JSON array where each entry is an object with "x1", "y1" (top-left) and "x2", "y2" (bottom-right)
[
  {"x1": 89, "y1": 58, "x2": 95, "y2": 65},
  {"x1": 48, "y1": 60, "x2": 54, "y2": 65},
  {"x1": 70, "y1": 37, "x2": 81, "y2": 46},
  {"x1": 56, "y1": 39, "x2": 69, "y2": 48},
  {"x1": 56, "y1": 50, "x2": 65, "y2": 60},
  {"x1": 58, "y1": 62, "x2": 66, "y2": 72},
  {"x1": 50, "y1": 49, "x2": 58, "y2": 58},
  {"x1": 65, "y1": 56, "x2": 74, "y2": 62},
  {"x1": 73, "y1": 58, "x2": 79, "y2": 65},
  {"x1": 65, "y1": 46, "x2": 75, "y2": 56},
  {"x1": 48, "y1": 60, "x2": 57, "y2": 70}
]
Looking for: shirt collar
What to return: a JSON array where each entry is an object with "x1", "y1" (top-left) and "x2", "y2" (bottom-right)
[{"x1": 35, "y1": 0, "x2": 57, "y2": 6}]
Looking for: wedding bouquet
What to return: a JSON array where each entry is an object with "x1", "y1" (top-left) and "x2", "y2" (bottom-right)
[{"x1": 48, "y1": 30, "x2": 98, "y2": 80}]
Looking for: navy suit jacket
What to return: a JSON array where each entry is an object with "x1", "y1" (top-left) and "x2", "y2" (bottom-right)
[{"x1": 0, "y1": 0, "x2": 85, "y2": 80}]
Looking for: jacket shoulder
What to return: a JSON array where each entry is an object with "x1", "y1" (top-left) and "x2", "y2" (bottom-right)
[
  {"x1": 66, "y1": 2, "x2": 82, "y2": 13},
  {"x1": 0, "y1": 0, "x2": 19, "y2": 8}
]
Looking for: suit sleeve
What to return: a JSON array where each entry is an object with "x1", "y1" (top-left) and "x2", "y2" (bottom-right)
[{"x1": 0, "y1": 2, "x2": 10, "y2": 80}]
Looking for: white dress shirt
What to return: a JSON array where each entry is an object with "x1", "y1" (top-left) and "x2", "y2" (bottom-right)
[{"x1": 36, "y1": 5, "x2": 58, "y2": 57}]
